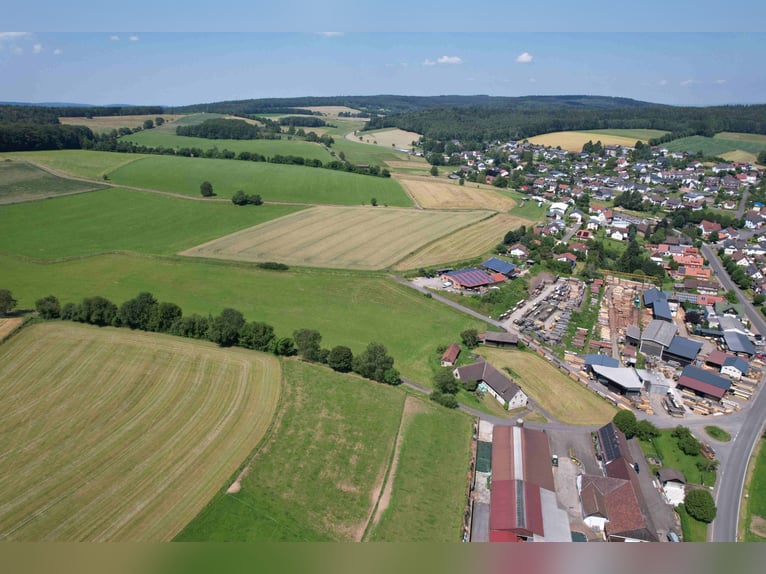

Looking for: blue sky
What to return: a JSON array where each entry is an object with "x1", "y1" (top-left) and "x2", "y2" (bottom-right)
[{"x1": 1, "y1": 31, "x2": 764, "y2": 107}]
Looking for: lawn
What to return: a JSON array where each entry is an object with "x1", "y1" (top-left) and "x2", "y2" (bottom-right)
[
  {"x1": 744, "y1": 437, "x2": 766, "y2": 541},
  {"x1": 0, "y1": 322, "x2": 281, "y2": 541},
  {"x1": 0, "y1": 150, "x2": 149, "y2": 179},
  {"x1": 368, "y1": 399, "x2": 473, "y2": 541},
  {"x1": 175, "y1": 360, "x2": 406, "y2": 541},
  {"x1": 477, "y1": 348, "x2": 616, "y2": 425},
  {"x1": 641, "y1": 430, "x2": 717, "y2": 487},
  {"x1": 0, "y1": 188, "x2": 304, "y2": 259},
  {"x1": 503, "y1": 191, "x2": 548, "y2": 221},
  {"x1": 183, "y1": 206, "x2": 491, "y2": 270},
  {"x1": 1, "y1": 253, "x2": 485, "y2": 384},
  {"x1": 107, "y1": 155, "x2": 412, "y2": 206},
  {"x1": 0, "y1": 160, "x2": 106, "y2": 204},
  {"x1": 678, "y1": 503, "x2": 709, "y2": 542},
  {"x1": 122, "y1": 130, "x2": 333, "y2": 162},
  {"x1": 704, "y1": 426, "x2": 731, "y2": 442}
]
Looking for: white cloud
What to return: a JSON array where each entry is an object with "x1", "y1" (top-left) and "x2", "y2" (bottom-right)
[
  {"x1": 0, "y1": 32, "x2": 30, "y2": 41},
  {"x1": 713, "y1": 79, "x2": 727, "y2": 85},
  {"x1": 32, "y1": 43, "x2": 42, "y2": 54},
  {"x1": 437, "y1": 55, "x2": 462, "y2": 65},
  {"x1": 516, "y1": 52, "x2": 533, "y2": 63},
  {"x1": 422, "y1": 59, "x2": 436, "y2": 66},
  {"x1": 53, "y1": 48, "x2": 63, "y2": 56},
  {"x1": 658, "y1": 79, "x2": 668, "y2": 86},
  {"x1": 110, "y1": 35, "x2": 120, "y2": 41},
  {"x1": 129, "y1": 35, "x2": 139, "y2": 42},
  {"x1": 317, "y1": 32, "x2": 343, "y2": 37},
  {"x1": 528, "y1": 77, "x2": 537, "y2": 83}
]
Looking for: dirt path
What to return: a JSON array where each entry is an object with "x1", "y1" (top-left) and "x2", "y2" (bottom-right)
[{"x1": 360, "y1": 396, "x2": 427, "y2": 541}]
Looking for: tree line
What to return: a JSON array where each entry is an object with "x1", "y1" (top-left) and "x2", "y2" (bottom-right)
[
  {"x1": 30, "y1": 291, "x2": 401, "y2": 386},
  {"x1": 176, "y1": 118, "x2": 275, "y2": 140}
]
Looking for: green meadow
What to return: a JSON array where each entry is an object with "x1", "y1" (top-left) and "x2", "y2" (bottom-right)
[
  {"x1": 578, "y1": 128, "x2": 669, "y2": 141},
  {"x1": 176, "y1": 360, "x2": 406, "y2": 541},
  {"x1": 0, "y1": 161, "x2": 106, "y2": 204},
  {"x1": 108, "y1": 155, "x2": 412, "y2": 206},
  {"x1": 0, "y1": 150, "x2": 149, "y2": 179},
  {"x1": 2, "y1": 253, "x2": 484, "y2": 383},
  {"x1": 664, "y1": 134, "x2": 766, "y2": 157},
  {"x1": 0, "y1": 188, "x2": 303, "y2": 258},
  {"x1": 123, "y1": 130, "x2": 334, "y2": 161}
]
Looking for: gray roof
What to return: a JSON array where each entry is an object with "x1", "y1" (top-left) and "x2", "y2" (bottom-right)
[
  {"x1": 591, "y1": 365, "x2": 644, "y2": 391},
  {"x1": 641, "y1": 319, "x2": 677, "y2": 348},
  {"x1": 482, "y1": 331, "x2": 519, "y2": 344},
  {"x1": 652, "y1": 299, "x2": 673, "y2": 321},
  {"x1": 658, "y1": 468, "x2": 686, "y2": 484},
  {"x1": 643, "y1": 288, "x2": 665, "y2": 307},
  {"x1": 680, "y1": 365, "x2": 731, "y2": 391},
  {"x1": 665, "y1": 336, "x2": 703, "y2": 361},
  {"x1": 719, "y1": 315, "x2": 747, "y2": 334},
  {"x1": 454, "y1": 360, "x2": 522, "y2": 403},
  {"x1": 626, "y1": 325, "x2": 641, "y2": 341},
  {"x1": 724, "y1": 331, "x2": 755, "y2": 355},
  {"x1": 723, "y1": 356, "x2": 750, "y2": 374}
]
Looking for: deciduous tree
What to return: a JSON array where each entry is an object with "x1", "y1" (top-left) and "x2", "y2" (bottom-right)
[
  {"x1": 35, "y1": 294, "x2": 61, "y2": 319},
  {"x1": 0, "y1": 289, "x2": 16, "y2": 316},
  {"x1": 328, "y1": 345, "x2": 354, "y2": 372},
  {"x1": 684, "y1": 489, "x2": 717, "y2": 523}
]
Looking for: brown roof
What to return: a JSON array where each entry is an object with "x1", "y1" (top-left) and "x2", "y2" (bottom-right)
[
  {"x1": 658, "y1": 468, "x2": 686, "y2": 484},
  {"x1": 481, "y1": 331, "x2": 519, "y2": 345},
  {"x1": 581, "y1": 474, "x2": 656, "y2": 541},
  {"x1": 706, "y1": 349, "x2": 733, "y2": 367},
  {"x1": 454, "y1": 360, "x2": 521, "y2": 403},
  {"x1": 441, "y1": 343, "x2": 461, "y2": 364}
]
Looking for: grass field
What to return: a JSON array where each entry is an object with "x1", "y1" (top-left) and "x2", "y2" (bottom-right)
[
  {"x1": 744, "y1": 438, "x2": 766, "y2": 541},
  {"x1": 334, "y1": 136, "x2": 408, "y2": 167},
  {"x1": 107, "y1": 155, "x2": 412, "y2": 206},
  {"x1": 504, "y1": 191, "x2": 548, "y2": 220},
  {"x1": 0, "y1": 161, "x2": 106, "y2": 204},
  {"x1": 477, "y1": 348, "x2": 616, "y2": 425},
  {"x1": 640, "y1": 431, "x2": 716, "y2": 486},
  {"x1": 678, "y1": 504, "x2": 708, "y2": 542},
  {"x1": 394, "y1": 213, "x2": 530, "y2": 271},
  {"x1": 0, "y1": 150, "x2": 149, "y2": 179},
  {"x1": 0, "y1": 188, "x2": 303, "y2": 259},
  {"x1": 122, "y1": 131, "x2": 333, "y2": 161},
  {"x1": 368, "y1": 399, "x2": 472, "y2": 541},
  {"x1": 182, "y1": 206, "x2": 490, "y2": 270},
  {"x1": 528, "y1": 129, "x2": 666, "y2": 152},
  {"x1": 0, "y1": 322, "x2": 281, "y2": 541},
  {"x1": 397, "y1": 176, "x2": 516, "y2": 211},
  {"x1": 664, "y1": 134, "x2": 766, "y2": 158},
  {"x1": 2, "y1": 253, "x2": 484, "y2": 383},
  {"x1": 176, "y1": 360, "x2": 406, "y2": 541},
  {"x1": 59, "y1": 114, "x2": 183, "y2": 133},
  {"x1": 715, "y1": 132, "x2": 766, "y2": 145}
]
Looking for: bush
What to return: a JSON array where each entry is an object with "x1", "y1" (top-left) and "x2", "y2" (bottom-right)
[
  {"x1": 200, "y1": 181, "x2": 214, "y2": 197},
  {"x1": 636, "y1": 419, "x2": 660, "y2": 442},
  {"x1": 461, "y1": 329, "x2": 479, "y2": 348},
  {"x1": 35, "y1": 295, "x2": 61, "y2": 319},
  {"x1": 672, "y1": 425, "x2": 701, "y2": 456},
  {"x1": 684, "y1": 489, "x2": 717, "y2": 523},
  {"x1": 328, "y1": 345, "x2": 354, "y2": 372},
  {"x1": 256, "y1": 262, "x2": 289, "y2": 271},
  {"x1": 430, "y1": 390, "x2": 459, "y2": 409}
]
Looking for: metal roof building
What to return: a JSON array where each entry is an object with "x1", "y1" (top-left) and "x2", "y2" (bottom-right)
[
  {"x1": 663, "y1": 336, "x2": 702, "y2": 366},
  {"x1": 584, "y1": 354, "x2": 619, "y2": 368},
  {"x1": 444, "y1": 268, "x2": 500, "y2": 289},
  {"x1": 639, "y1": 319, "x2": 677, "y2": 357},
  {"x1": 724, "y1": 331, "x2": 755, "y2": 356},
  {"x1": 482, "y1": 257, "x2": 517, "y2": 276},
  {"x1": 591, "y1": 365, "x2": 644, "y2": 395},
  {"x1": 677, "y1": 365, "x2": 731, "y2": 400}
]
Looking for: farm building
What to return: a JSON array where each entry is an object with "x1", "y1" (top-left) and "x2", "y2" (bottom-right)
[
  {"x1": 643, "y1": 288, "x2": 673, "y2": 322},
  {"x1": 662, "y1": 336, "x2": 702, "y2": 366},
  {"x1": 442, "y1": 268, "x2": 504, "y2": 290},
  {"x1": 591, "y1": 365, "x2": 644, "y2": 396},
  {"x1": 490, "y1": 425, "x2": 570, "y2": 542},
  {"x1": 657, "y1": 468, "x2": 686, "y2": 507},
  {"x1": 639, "y1": 320, "x2": 677, "y2": 358},
  {"x1": 721, "y1": 356, "x2": 750, "y2": 380},
  {"x1": 453, "y1": 360, "x2": 527, "y2": 409},
  {"x1": 676, "y1": 365, "x2": 732, "y2": 401},
  {"x1": 723, "y1": 331, "x2": 755, "y2": 357},
  {"x1": 440, "y1": 343, "x2": 461, "y2": 367},
  {"x1": 583, "y1": 354, "x2": 619, "y2": 371},
  {"x1": 482, "y1": 257, "x2": 517, "y2": 277},
  {"x1": 625, "y1": 325, "x2": 641, "y2": 347},
  {"x1": 480, "y1": 332, "x2": 519, "y2": 348}
]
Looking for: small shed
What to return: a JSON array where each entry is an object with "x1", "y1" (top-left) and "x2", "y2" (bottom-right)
[
  {"x1": 480, "y1": 332, "x2": 519, "y2": 348},
  {"x1": 657, "y1": 468, "x2": 686, "y2": 507},
  {"x1": 440, "y1": 343, "x2": 461, "y2": 367}
]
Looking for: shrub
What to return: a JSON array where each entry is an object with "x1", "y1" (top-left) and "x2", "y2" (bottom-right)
[{"x1": 684, "y1": 489, "x2": 717, "y2": 523}]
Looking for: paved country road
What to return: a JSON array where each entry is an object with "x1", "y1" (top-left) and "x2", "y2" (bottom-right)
[{"x1": 702, "y1": 244, "x2": 766, "y2": 542}]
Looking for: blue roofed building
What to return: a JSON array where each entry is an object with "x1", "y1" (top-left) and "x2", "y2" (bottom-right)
[
  {"x1": 583, "y1": 354, "x2": 620, "y2": 371},
  {"x1": 662, "y1": 336, "x2": 702, "y2": 366},
  {"x1": 721, "y1": 356, "x2": 750, "y2": 380},
  {"x1": 677, "y1": 365, "x2": 731, "y2": 401},
  {"x1": 724, "y1": 331, "x2": 755, "y2": 356},
  {"x1": 482, "y1": 257, "x2": 517, "y2": 277}
]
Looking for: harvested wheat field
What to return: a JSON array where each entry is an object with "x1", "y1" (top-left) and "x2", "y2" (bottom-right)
[
  {"x1": 182, "y1": 206, "x2": 491, "y2": 270},
  {"x1": 297, "y1": 106, "x2": 362, "y2": 117},
  {"x1": 359, "y1": 129, "x2": 422, "y2": 149},
  {"x1": 0, "y1": 322, "x2": 281, "y2": 541},
  {"x1": 528, "y1": 130, "x2": 657, "y2": 152},
  {"x1": 0, "y1": 318, "x2": 23, "y2": 341},
  {"x1": 394, "y1": 213, "x2": 527, "y2": 270},
  {"x1": 397, "y1": 176, "x2": 516, "y2": 211}
]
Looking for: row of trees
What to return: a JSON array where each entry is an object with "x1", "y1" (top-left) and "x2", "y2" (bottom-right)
[
  {"x1": 32, "y1": 291, "x2": 401, "y2": 386},
  {"x1": 231, "y1": 190, "x2": 263, "y2": 205},
  {"x1": 177, "y1": 118, "x2": 275, "y2": 140}
]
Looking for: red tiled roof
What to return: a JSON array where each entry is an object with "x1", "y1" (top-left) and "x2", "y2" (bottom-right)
[{"x1": 441, "y1": 343, "x2": 461, "y2": 364}]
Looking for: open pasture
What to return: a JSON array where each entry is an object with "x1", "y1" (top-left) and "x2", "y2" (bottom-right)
[
  {"x1": 665, "y1": 134, "x2": 766, "y2": 157},
  {"x1": 0, "y1": 322, "x2": 281, "y2": 541},
  {"x1": 2, "y1": 253, "x2": 484, "y2": 384},
  {"x1": 107, "y1": 155, "x2": 411, "y2": 206},
  {"x1": 182, "y1": 205, "x2": 490, "y2": 270},
  {"x1": 0, "y1": 188, "x2": 303, "y2": 259},
  {"x1": 0, "y1": 150, "x2": 149, "y2": 180},
  {"x1": 478, "y1": 348, "x2": 616, "y2": 425},
  {"x1": 394, "y1": 213, "x2": 528, "y2": 270},
  {"x1": 58, "y1": 114, "x2": 183, "y2": 133},
  {"x1": 528, "y1": 129, "x2": 665, "y2": 151},
  {"x1": 397, "y1": 176, "x2": 516, "y2": 211},
  {"x1": 0, "y1": 160, "x2": 105, "y2": 204},
  {"x1": 714, "y1": 132, "x2": 766, "y2": 145},
  {"x1": 122, "y1": 131, "x2": 333, "y2": 162}
]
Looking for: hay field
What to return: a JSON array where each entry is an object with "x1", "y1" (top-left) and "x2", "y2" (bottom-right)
[
  {"x1": 478, "y1": 348, "x2": 615, "y2": 425},
  {"x1": 394, "y1": 213, "x2": 527, "y2": 270},
  {"x1": 182, "y1": 206, "x2": 490, "y2": 270},
  {"x1": 715, "y1": 132, "x2": 766, "y2": 145},
  {"x1": 0, "y1": 161, "x2": 105, "y2": 204},
  {"x1": 0, "y1": 322, "x2": 281, "y2": 541},
  {"x1": 358, "y1": 128, "x2": 422, "y2": 149},
  {"x1": 0, "y1": 318, "x2": 23, "y2": 341},
  {"x1": 527, "y1": 131, "x2": 649, "y2": 152},
  {"x1": 722, "y1": 150, "x2": 759, "y2": 164},
  {"x1": 397, "y1": 176, "x2": 516, "y2": 211},
  {"x1": 59, "y1": 114, "x2": 183, "y2": 133}
]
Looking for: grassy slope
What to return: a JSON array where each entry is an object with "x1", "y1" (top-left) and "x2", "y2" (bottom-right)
[
  {"x1": 0, "y1": 150, "x2": 149, "y2": 179},
  {"x1": 578, "y1": 128, "x2": 669, "y2": 140},
  {"x1": 369, "y1": 402, "x2": 473, "y2": 541},
  {"x1": 122, "y1": 130, "x2": 334, "y2": 161},
  {"x1": 0, "y1": 188, "x2": 304, "y2": 258},
  {"x1": 175, "y1": 360, "x2": 406, "y2": 541},
  {"x1": 0, "y1": 161, "x2": 106, "y2": 203},
  {"x1": 664, "y1": 135, "x2": 766, "y2": 156},
  {"x1": 107, "y1": 155, "x2": 412, "y2": 206},
  {"x1": 2, "y1": 254, "x2": 484, "y2": 383},
  {"x1": 745, "y1": 438, "x2": 766, "y2": 541}
]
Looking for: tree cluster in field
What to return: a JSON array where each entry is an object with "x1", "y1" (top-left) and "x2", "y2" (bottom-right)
[
  {"x1": 278, "y1": 116, "x2": 326, "y2": 128},
  {"x1": 176, "y1": 118, "x2": 276, "y2": 140},
  {"x1": 671, "y1": 425, "x2": 702, "y2": 456},
  {"x1": 31, "y1": 291, "x2": 400, "y2": 386},
  {"x1": 612, "y1": 410, "x2": 659, "y2": 441},
  {"x1": 0, "y1": 123, "x2": 95, "y2": 152},
  {"x1": 231, "y1": 190, "x2": 263, "y2": 206}
]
